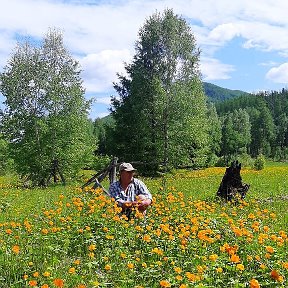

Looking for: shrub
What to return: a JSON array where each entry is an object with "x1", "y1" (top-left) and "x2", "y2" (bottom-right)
[{"x1": 254, "y1": 154, "x2": 265, "y2": 170}]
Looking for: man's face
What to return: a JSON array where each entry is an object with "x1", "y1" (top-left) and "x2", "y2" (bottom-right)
[{"x1": 121, "y1": 170, "x2": 134, "y2": 181}]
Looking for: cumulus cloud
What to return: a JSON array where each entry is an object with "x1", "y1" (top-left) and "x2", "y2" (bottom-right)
[
  {"x1": 266, "y1": 63, "x2": 288, "y2": 83},
  {"x1": 200, "y1": 58, "x2": 235, "y2": 80},
  {"x1": 80, "y1": 49, "x2": 132, "y2": 92}
]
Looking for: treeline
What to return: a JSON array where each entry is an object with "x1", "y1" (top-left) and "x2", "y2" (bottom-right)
[
  {"x1": 94, "y1": 88, "x2": 288, "y2": 171},
  {"x1": 215, "y1": 89, "x2": 288, "y2": 161}
]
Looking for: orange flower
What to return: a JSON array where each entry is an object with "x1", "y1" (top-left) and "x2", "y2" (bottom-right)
[
  {"x1": 12, "y1": 245, "x2": 20, "y2": 254},
  {"x1": 249, "y1": 278, "x2": 260, "y2": 288},
  {"x1": 143, "y1": 234, "x2": 151, "y2": 242},
  {"x1": 74, "y1": 259, "x2": 81, "y2": 265},
  {"x1": 230, "y1": 254, "x2": 240, "y2": 263},
  {"x1": 77, "y1": 285, "x2": 86, "y2": 288},
  {"x1": 53, "y1": 278, "x2": 64, "y2": 287},
  {"x1": 270, "y1": 269, "x2": 282, "y2": 281},
  {"x1": 29, "y1": 280, "x2": 38, "y2": 287},
  {"x1": 265, "y1": 246, "x2": 274, "y2": 253},
  {"x1": 41, "y1": 285, "x2": 49, "y2": 288},
  {"x1": 174, "y1": 266, "x2": 182, "y2": 274},
  {"x1": 159, "y1": 280, "x2": 171, "y2": 287}
]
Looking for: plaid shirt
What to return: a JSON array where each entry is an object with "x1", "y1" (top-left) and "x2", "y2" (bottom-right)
[{"x1": 109, "y1": 178, "x2": 152, "y2": 207}]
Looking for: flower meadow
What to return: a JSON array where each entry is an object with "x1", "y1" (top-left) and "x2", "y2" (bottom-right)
[{"x1": 0, "y1": 165, "x2": 287, "y2": 287}]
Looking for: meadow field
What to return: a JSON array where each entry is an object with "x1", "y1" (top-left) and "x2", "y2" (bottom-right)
[{"x1": 0, "y1": 163, "x2": 287, "y2": 287}]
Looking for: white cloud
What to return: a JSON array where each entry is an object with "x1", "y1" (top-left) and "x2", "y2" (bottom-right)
[
  {"x1": 2, "y1": 0, "x2": 288, "y2": 118},
  {"x1": 80, "y1": 49, "x2": 132, "y2": 93},
  {"x1": 96, "y1": 96, "x2": 113, "y2": 105},
  {"x1": 200, "y1": 58, "x2": 235, "y2": 81},
  {"x1": 266, "y1": 63, "x2": 288, "y2": 83}
]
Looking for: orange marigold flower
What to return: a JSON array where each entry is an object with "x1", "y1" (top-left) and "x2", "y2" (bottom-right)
[
  {"x1": 74, "y1": 259, "x2": 81, "y2": 265},
  {"x1": 270, "y1": 269, "x2": 281, "y2": 281},
  {"x1": 12, "y1": 245, "x2": 20, "y2": 254},
  {"x1": 265, "y1": 246, "x2": 274, "y2": 253},
  {"x1": 41, "y1": 284, "x2": 49, "y2": 288},
  {"x1": 77, "y1": 285, "x2": 86, "y2": 288},
  {"x1": 249, "y1": 278, "x2": 260, "y2": 288},
  {"x1": 230, "y1": 254, "x2": 240, "y2": 263},
  {"x1": 29, "y1": 280, "x2": 38, "y2": 287},
  {"x1": 143, "y1": 234, "x2": 151, "y2": 242},
  {"x1": 159, "y1": 280, "x2": 171, "y2": 287},
  {"x1": 53, "y1": 278, "x2": 64, "y2": 287}
]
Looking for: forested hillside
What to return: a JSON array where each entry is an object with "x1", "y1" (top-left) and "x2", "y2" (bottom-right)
[{"x1": 203, "y1": 82, "x2": 250, "y2": 102}]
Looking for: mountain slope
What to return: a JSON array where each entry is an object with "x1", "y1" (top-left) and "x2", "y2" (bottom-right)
[{"x1": 203, "y1": 82, "x2": 250, "y2": 102}]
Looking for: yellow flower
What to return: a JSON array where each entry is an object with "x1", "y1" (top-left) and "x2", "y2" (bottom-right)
[
  {"x1": 175, "y1": 275, "x2": 183, "y2": 281},
  {"x1": 43, "y1": 271, "x2": 51, "y2": 277},
  {"x1": 68, "y1": 267, "x2": 76, "y2": 274},
  {"x1": 174, "y1": 266, "x2": 182, "y2": 274},
  {"x1": 216, "y1": 267, "x2": 223, "y2": 273},
  {"x1": 104, "y1": 264, "x2": 111, "y2": 271},
  {"x1": 88, "y1": 244, "x2": 96, "y2": 251},
  {"x1": 127, "y1": 263, "x2": 134, "y2": 269},
  {"x1": 209, "y1": 254, "x2": 218, "y2": 261},
  {"x1": 236, "y1": 264, "x2": 245, "y2": 271}
]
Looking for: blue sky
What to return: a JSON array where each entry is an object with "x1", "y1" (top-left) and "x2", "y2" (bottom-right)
[{"x1": 1, "y1": 0, "x2": 288, "y2": 119}]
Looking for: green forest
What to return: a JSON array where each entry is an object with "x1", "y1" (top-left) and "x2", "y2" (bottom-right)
[{"x1": 1, "y1": 9, "x2": 288, "y2": 185}]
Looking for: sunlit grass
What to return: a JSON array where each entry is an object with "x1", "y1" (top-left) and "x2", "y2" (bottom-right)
[{"x1": 0, "y1": 164, "x2": 287, "y2": 287}]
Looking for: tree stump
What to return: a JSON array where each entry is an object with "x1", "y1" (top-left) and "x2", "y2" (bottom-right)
[{"x1": 216, "y1": 160, "x2": 250, "y2": 201}]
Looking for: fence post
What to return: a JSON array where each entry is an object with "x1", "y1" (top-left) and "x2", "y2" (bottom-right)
[{"x1": 109, "y1": 157, "x2": 118, "y2": 184}]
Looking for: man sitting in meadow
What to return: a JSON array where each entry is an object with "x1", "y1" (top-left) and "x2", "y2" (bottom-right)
[{"x1": 109, "y1": 162, "x2": 152, "y2": 219}]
